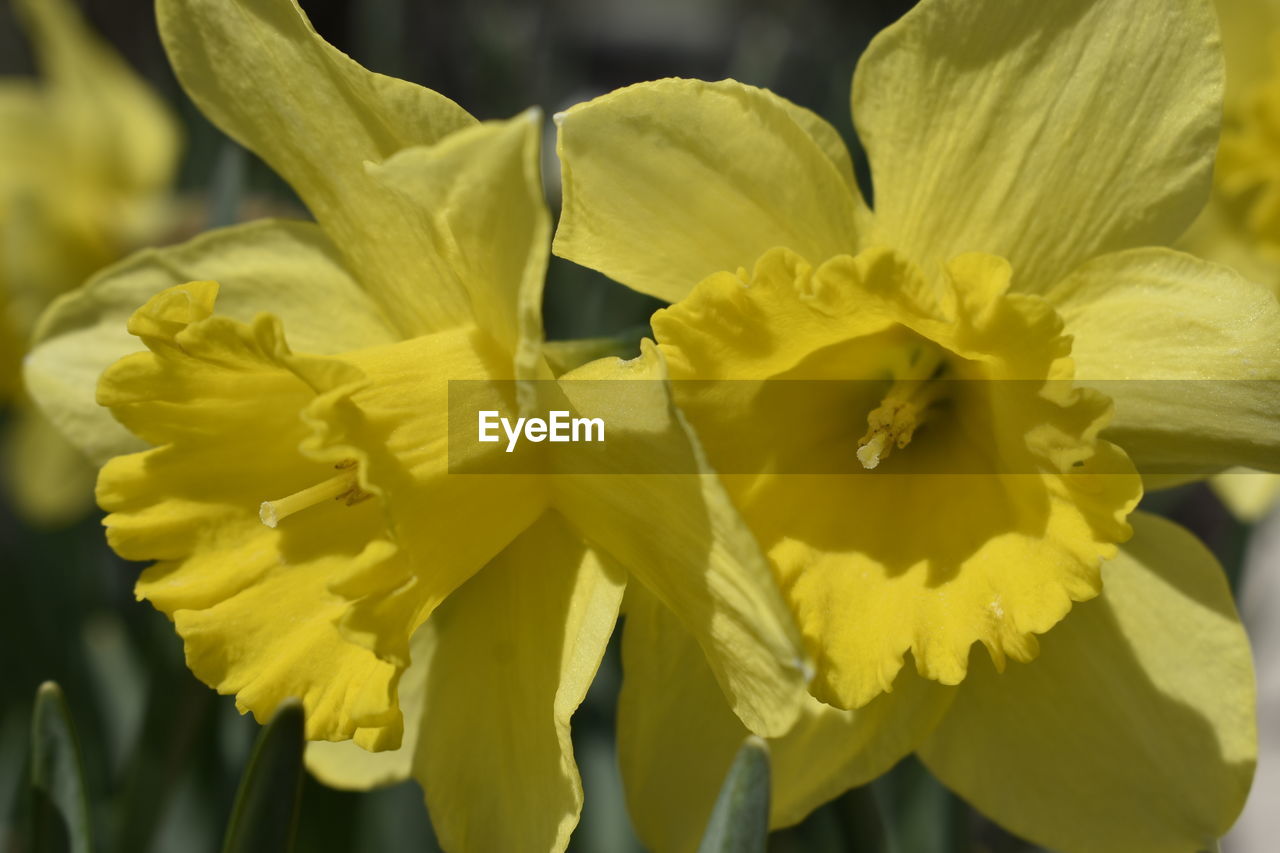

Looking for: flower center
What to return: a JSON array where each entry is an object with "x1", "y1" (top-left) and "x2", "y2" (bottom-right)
[
  {"x1": 650, "y1": 247, "x2": 1143, "y2": 708},
  {"x1": 259, "y1": 460, "x2": 371, "y2": 528},
  {"x1": 856, "y1": 346, "x2": 948, "y2": 469}
]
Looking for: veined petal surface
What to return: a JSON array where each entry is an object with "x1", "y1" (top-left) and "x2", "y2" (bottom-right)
[
  {"x1": 156, "y1": 0, "x2": 477, "y2": 336},
  {"x1": 853, "y1": 0, "x2": 1221, "y2": 291},
  {"x1": 555, "y1": 78, "x2": 870, "y2": 304},
  {"x1": 366, "y1": 113, "x2": 551, "y2": 379},
  {"x1": 410, "y1": 511, "x2": 625, "y2": 853},
  {"x1": 1044, "y1": 248, "x2": 1280, "y2": 482},
  {"x1": 919, "y1": 512, "x2": 1256, "y2": 853}
]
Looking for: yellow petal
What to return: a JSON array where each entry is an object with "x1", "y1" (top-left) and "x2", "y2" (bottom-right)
[
  {"x1": 156, "y1": 0, "x2": 477, "y2": 335},
  {"x1": 765, "y1": 675, "x2": 952, "y2": 829},
  {"x1": 853, "y1": 0, "x2": 1222, "y2": 290},
  {"x1": 1180, "y1": 199, "x2": 1280, "y2": 297},
  {"x1": 366, "y1": 111, "x2": 551, "y2": 379},
  {"x1": 554, "y1": 78, "x2": 870, "y2": 304},
  {"x1": 617, "y1": 585, "x2": 954, "y2": 853},
  {"x1": 25, "y1": 220, "x2": 398, "y2": 466},
  {"x1": 1211, "y1": 469, "x2": 1280, "y2": 522},
  {"x1": 14, "y1": 0, "x2": 179, "y2": 199},
  {"x1": 615, "y1": 586, "x2": 744, "y2": 853},
  {"x1": 651, "y1": 247, "x2": 1141, "y2": 708},
  {"x1": 410, "y1": 511, "x2": 625, "y2": 853},
  {"x1": 1, "y1": 400, "x2": 96, "y2": 526},
  {"x1": 99, "y1": 283, "x2": 409, "y2": 742},
  {"x1": 1044, "y1": 248, "x2": 1280, "y2": 483},
  {"x1": 305, "y1": 623, "x2": 432, "y2": 789},
  {"x1": 918, "y1": 511, "x2": 1256, "y2": 853},
  {"x1": 299, "y1": 327, "x2": 551, "y2": 669},
  {"x1": 552, "y1": 343, "x2": 808, "y2": 737}
]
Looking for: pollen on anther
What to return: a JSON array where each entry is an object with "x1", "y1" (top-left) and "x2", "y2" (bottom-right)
[
  {"x1": 259, "y1": 501, "x2": 281, "y2": 529},
  {"x1": 857, "y1": 431, "x2": 889, "y2": 470}
]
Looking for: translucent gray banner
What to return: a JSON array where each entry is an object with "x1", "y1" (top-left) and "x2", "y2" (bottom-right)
[{"x1": 446, "y1": 379, "x2": 1279, "y2": 476}]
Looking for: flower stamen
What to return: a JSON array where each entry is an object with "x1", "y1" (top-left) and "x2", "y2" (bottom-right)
[
  {"x1": 856, "y1": 349, "x2": 948, "y2": 470},
  {"x1": 259, "y1": 460, "x2": 370, "y2": 528}
]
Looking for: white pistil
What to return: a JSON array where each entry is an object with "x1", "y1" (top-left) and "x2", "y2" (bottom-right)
[{"x1": 259, "y1": 467, "x2": 364, "y2": 529}]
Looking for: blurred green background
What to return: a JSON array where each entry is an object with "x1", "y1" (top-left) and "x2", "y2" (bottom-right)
[{"x1": 0, "y1": 1, "x2": 1262, "y2": 851}]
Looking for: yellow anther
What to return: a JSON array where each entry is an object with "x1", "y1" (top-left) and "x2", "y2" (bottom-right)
[
  {"x1": 856, "y1": 398, "x2": 927, "y2": 469},
  {"x1": 259, "y1": 462, "x2": 369, "y2": 528}
]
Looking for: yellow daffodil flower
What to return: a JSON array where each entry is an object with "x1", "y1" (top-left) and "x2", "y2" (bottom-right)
[
  {"x1": 553, "y1": 0, "x2": 1272, "y2": 849},
  {"x1": 0, "y1": 0, "x2": 179, "y2": 523},
  {"x1": 23, "y1": 0, "x2": 806, "y2": 850},
  {"x1": 1183, "y1": 0, "x2": 1280, "y2": 520}
]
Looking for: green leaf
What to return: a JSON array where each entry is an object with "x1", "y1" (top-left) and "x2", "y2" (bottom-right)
[
  {"x1": 221, "y1": 699, "x2": 305, "y2": 853},
  {"x1": 29, "y1": 681, "x2": 93, "y2": 853},
  {"x1": 875, "y1": 755, "x2": 968, "y2": 853},
  {"x1": 697, "y1": 736, "x2": 771, "y2": 853},
  {"x1": 835, "y1": 784, "x2": 891, "y2": 853}
]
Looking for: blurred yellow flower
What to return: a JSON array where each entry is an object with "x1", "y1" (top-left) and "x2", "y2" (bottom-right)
[
  {"x1": 1199, "y1": 0, "x2": 1280, "y2": 261},
  {"x1": 554, "y1": 0, "x2": 1272, "y2": 849},
  {"x1": 1182, "y1": 0, "x2": 1280, "y2": 520},
  {"x1": 23, "y1": 0, "x2": 805, "y2": 850},
  {"x1": 0, "y1": 0, "x2": 179, "y2": 523}
]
